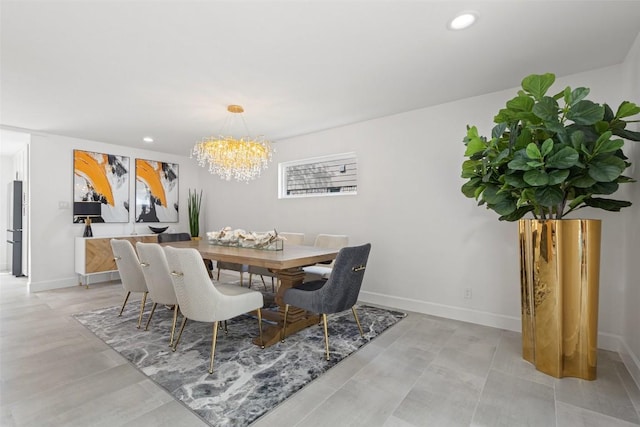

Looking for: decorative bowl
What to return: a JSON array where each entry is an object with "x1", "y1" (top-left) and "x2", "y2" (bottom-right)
[{"x1": 148, "y1": 226, "x2": 169, "y2": 234}]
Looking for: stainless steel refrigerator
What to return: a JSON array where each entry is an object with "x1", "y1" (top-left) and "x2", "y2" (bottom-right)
[{"x1": 7, "y1": 180, "x2": 24, "y2": 277}]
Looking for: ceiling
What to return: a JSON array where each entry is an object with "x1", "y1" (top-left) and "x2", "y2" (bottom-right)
[{"x1": 2, "y1": 1, "x2": 640, "y2": 157}]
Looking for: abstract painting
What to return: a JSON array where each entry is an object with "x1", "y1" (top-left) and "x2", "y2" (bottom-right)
[
  {"x1": 73, "y1": 150, "x2": 130, "y2": 223},
  {"x1": 135, "y1": 159, "x2": 179, "y2": 223}
]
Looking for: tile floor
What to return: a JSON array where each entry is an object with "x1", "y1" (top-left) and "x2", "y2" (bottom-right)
[{"x1": 1, "y1": 273, "x2": 639, "y2": 427}]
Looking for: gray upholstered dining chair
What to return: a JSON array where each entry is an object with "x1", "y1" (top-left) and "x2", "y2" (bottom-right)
[
  {"x1": 156, "y1": 232, "x2": 192, "y2": 243},
  {"x1": 281, "y1": 243, "x2": 371, "y2": 360},
  {"x1": 248, "y1": 232, "x2": 306, "y2": 292},
  {"x1": 302, "y1": 234, "x2": 349, "y2": 280},
  {"x1": 217, "y1": 261, "x2": 249, "y2": 286},
  {"x1": 110, "y1": 239, "x2": 149, "y2": 329},
  {"x1": 157, "y1": 232, "x2": 214, "y2": 277},
  {"x1": 164, "y1": 246, "x2": 264, "y2": 374},
  {"x1": 136, "y1": 242, "x2": 180, "y2": 346}
]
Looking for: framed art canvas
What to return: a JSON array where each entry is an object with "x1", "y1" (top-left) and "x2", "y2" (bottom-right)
[
  {"x1": 73, "y1": 149, "x2": 130, "y2": 223},
  {"x1": 135, "y1": 159, "x2": 179, "y2": 222}
]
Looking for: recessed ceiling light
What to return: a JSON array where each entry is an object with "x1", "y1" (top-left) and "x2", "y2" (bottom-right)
[
  {"x1": 143, "y1": 137, "x2": 154, "y2": 143},
  {"x1": 448, "y1": 12, "x2": 477, "y2": 30}
]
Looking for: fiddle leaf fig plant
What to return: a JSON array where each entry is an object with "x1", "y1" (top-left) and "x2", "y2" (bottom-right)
[{"x1": 461, "y1": 72, "x2": 640, "y2": 221}]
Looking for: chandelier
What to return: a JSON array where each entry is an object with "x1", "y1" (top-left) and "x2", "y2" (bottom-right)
[{"x1": 192, "y1": 105, "x2": 274, "y2": 182}]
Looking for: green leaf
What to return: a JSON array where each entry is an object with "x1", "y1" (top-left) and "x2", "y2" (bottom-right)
[
  {"x1": 533, "y1": 97, "x2": 560, "y2": 122},
  {"x1": 540, "y1": 138, "x2": 554, "y2": 157},
  {"x1": 569, "y1": 130, "x2": 585, "y2": 150},
  {"x1": 526, "y1": 143, "x2": 542, "y2": 160},
  {"x1": 464, "y1": 137, "x2": 486, "y2": 157},
  {"x1": 523, "y1": 170, "x2": 549, "y2": 186},
  {"x1": 491, "y1": 123, "x2": 507, "y2": 139},
  {"x1": 461, "y1": 178, "x2": 481, "y2": 198},
  {"x1": 584, "y1": 197, "x2": 632, "y2": 212},
  {"x1": 526, "y1": 161, "x2": 545, "y2": 168},
  {"x1": 545, "y1": 146, "x2": 579, "y2": 169},
  {"x1": 482, "y1": 185, "x2": 502, "y2": 204},
  {"x1": 507, "y1": 151, "x2": 533, "y2": 171},
  {"x1": 490, "y1": 198, "x2": 517, "y2": 216},
  {"x1": 504, "y1": 173, "x2": 527, "y2": 188},
  {"x1": 613, "y1": 128, "x2": 640, "y2": 142},
  {"x1": 588, "y1": 157, "x2": 627, "y2": 182},
  {"x1": 591, "y1": 181, "x2": 619, "y2": 195},
  {"x1": 567, "y1": 100, "x2": 604, "y2": 125},
  {"x1": 498, "y1": 206, "x2": 535, "y2": 221},
  {"x1": 522, "y1": 73, "x2": 555, "y2": 100},
  {"x1": 615, "y1": 101, "x2": 640, "y2": 119},
  {"x1": 548, "y1": 169, "x2": 570, "y2": 186},
  {"x1": 535, "y1": 186, "x2": 564, "y2": 207},
  {"x1": 506, "y1": 95, "x2": 535, "y2": 112},
  {"x1": 596, "y1": 138, "x2": 624, "y2": 155},
  {"x1": 571, "y1": 175, "x2": 596, "y2": 188},
  {"x1": 568, "y1": 87, "x2": 590, "y2": 106},
  {"x1": 461, "y1": 160, "x2": 481, "y2": 178}
]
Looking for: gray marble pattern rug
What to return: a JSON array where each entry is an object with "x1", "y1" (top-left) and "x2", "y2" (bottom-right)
[{"x1": 73, "y1": 300, "x2": 405, "y2": 426}]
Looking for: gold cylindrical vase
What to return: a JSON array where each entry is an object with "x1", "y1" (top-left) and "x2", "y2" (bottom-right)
[{"x1": 519, "y1": 219, "x2": 601, "y2": 380}]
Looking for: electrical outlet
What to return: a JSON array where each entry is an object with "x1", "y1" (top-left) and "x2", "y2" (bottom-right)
[{"x1": 464, "y1": 288, "x2": 472, "y2": 299}]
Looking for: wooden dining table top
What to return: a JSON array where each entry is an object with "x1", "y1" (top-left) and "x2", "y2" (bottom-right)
[{"x1": 159, "y1": 240, "x2": 339, "y2": 271}]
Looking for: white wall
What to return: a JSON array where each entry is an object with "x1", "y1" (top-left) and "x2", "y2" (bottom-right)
[
  {"x1": 28, "y1": 133, "x2": 200, "y2": 291},
  {"x1": 0, "y1": 155, "x2": 14, "y2": 271},
  {"x1": 621, "y1": 33, "x2": 640, "y2": 385},
  {"x1": 204, "y1": 65, "x2": 639, "y2": 357}
]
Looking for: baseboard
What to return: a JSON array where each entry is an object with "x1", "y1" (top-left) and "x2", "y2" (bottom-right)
[
  {"x1": 29, "y1": 271, "x2": 120, "y2": 292},
  {"x1": 619, "y1": 339, "x2": 640, "y2": 391},
  {"x1": 359, "y1": 290, "x2": 639, "y2": 384},
  {"x1": 359, "y1": 290, "x2": 521, "y2": 332}
]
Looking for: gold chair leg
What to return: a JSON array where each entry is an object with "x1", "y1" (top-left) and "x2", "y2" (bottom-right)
[
  {"x1": 257, "y1": 308, "x2": 264, "y2": 348},
  {"x1": 281, "y1": 304, "x2": 289, "y2": 342},
  {"x1": 352, "y1": 307, "x2": 364, "y2": 337},
  {"x1": 119, "y1": 291, "x2": 131, "y2": 316},
  {"x1": 209, "y1": 321, "x2": 219, "y2": 374},
  {"x1": 137, "y1": 292, "x2": 148, "y2": 329},
  {"x1": 172, "y1": 316, "x2": 187, "y2": 352},
  {"x1": 144, "y1": 302, "x2": 157, "y2": 331},
  {"x1": 169, "y1": 304, "x2": 179, "y2": 347},
  {"x1": 322, "y1": 313, "x2": 330, "y2": 361}
]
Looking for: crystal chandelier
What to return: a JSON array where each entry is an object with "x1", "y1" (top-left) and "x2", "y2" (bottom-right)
[{"x1": 192, "y1": 105, "x2": 274, "y2": 182}]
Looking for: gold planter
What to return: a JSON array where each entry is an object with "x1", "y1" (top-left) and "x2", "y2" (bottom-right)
[{"x1": 519, "y1": 219, "x2": 601, "y2": 380}]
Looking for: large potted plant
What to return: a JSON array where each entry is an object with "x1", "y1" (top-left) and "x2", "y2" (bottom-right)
[
  {"x1": 461, "y1": 73, "x2": 640, "y2": 380},
  {"x1": 188, "y1": 188, "x2": 203, "y2": 239}
]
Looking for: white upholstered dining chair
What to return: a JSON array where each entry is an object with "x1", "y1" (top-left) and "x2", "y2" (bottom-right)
[
  {"x1": 110, "y1": 239, "x2": 148, "y2": 328},
  {"x1": 164, "y1": 246, "x2": 265, "y2": 374},
  {"x1": 136, "y1": 242, "x2": 180, "y2": 346}
]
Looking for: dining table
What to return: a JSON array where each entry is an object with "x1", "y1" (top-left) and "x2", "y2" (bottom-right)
[{"x1": 159, "y1": 239, "x2": 340, "y2": 347}]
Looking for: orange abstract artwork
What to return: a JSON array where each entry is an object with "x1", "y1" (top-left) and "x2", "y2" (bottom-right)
[{"x1": 135, "y1": 159, "x2": 179, "y2": 223}]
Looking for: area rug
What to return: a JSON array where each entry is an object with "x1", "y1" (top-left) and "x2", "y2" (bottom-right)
[{"x1": 73, "y1": 300, "x2": 405, "y2": 426}]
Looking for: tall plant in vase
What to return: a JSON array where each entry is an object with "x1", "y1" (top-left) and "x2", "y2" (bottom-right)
[
  {"x1": 460, "y1": 73, "x2": 640, "y2": 380},
  {"x1": 188, "y1": 189, "x2": 203, "y2": 239}
]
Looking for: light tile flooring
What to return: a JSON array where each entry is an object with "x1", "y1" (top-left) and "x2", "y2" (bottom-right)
[{"x1": 1, "y1": 272, "x2": 639, "y2": 427}]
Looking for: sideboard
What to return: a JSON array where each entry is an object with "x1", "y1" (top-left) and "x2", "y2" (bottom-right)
[{"x1": 75, "y1": 234, "x2": 158, "y2": 287}]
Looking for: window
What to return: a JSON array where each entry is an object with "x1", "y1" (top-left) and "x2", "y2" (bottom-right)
[{"x1": 278, "y1": 152, "x2": 358, "y2": 199}]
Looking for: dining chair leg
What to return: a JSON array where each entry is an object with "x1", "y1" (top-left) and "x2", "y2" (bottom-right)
[
  {"x1": 322, "y1": 313, "x2": 330, "y2": 361},
  {"x1": 119, "y1": 291, "x2": 131, "y2": 316},
  {"x1": 169, "y1": 304, "x2": 179, "y2": 347},
  {"x1": 137, "y1": 292, "x2": 148, "y2": 329},
  {"x1": 217, "y1": 268, "x2": 221, "y2": 281},
  {"x1": 259, "y1": 275, "x2": 267, "y2": 291},
  {"x1": 257, "y1": 308, "x2": 264, "y2": 348},
  {"x1": 352, "y1": 307, "x2": 364, "y2": 337},
  {"x1": 144, "y1": 302, "x2": 158, "y2": 331},
  {"x1": 223, "y1": 320, "x2": 228, "y2": 335},
  {"x1": 172, "y1": 316, "x2": 188, "y2": 352},
  {"x1": 209, "y1": 321, "x2": 219, "y2": 374},
  {"x1": 240, "y1": 272, "x2": 244, "y2": 287},
  {"x1": 281, "y1": 304, "x2": 289, "y2": 342},
  {"x1": 249, "y1": 274, "x2": 254, "y2": 288}
]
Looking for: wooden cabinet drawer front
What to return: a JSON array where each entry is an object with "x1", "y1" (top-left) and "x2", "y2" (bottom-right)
[{"x1": 84, "y1": 236, "x2": 157, "y2": 274}]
